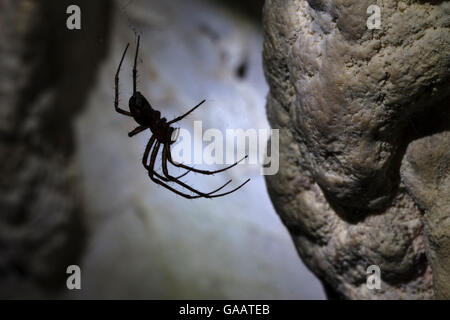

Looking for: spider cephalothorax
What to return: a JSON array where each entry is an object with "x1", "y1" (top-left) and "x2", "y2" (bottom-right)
[{"x1": 114, "y1": 36, "x2": 250, "y2": 199}]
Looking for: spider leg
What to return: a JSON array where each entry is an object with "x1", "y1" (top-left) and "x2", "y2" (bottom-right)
[
  {"x1": 147, "y1": 142, "x2": 232, "y2": 199},
  {"x1": 128, "y1": 125, "x2": 147, "y2": 137},
  {"x1": 204, "y1": 177, "x2": 251, "y2": 198},
  {"x1": 165, "y1": 142, "x2": 251, "y2": 197},
  {"x1": 115, "y1": 43, "x2": 132, "y2": 116},
  {"x1": 133, "y1": 35, "x2": 140, "y2": 95},
  {"x1": 162, "y1": 144, "x2": 250, "y2": 197},
  {"x1": 161, "y1": 143, "x2": 234, "y2": 196},
  {"x1": 142, "y1": 136, "x2": 191, "y2": 180},
  {"x1": 159, "y1": 169, "x2": 191, "y2": 182},
  {"x1": 169, "y1": 168, "x2": 192, "y2": 180},
  {"x1": 143, "y1": 137, "x2": 249, "y2": 198},
  {"x1": 167, "y1": 100, "x2": 206, "y2": 125},
  {"x1": 144, "y1": 137, "x2": 191, "y2": 182},
  {"x1": 166, "y1": 143, "x2": 248, "y2": 175},
  {"x1": 142, "y1": 135, "x2": 156, "y2": 170},
  {"x1": 142, "y1": 136, "x2": 171, "y2": 181}
]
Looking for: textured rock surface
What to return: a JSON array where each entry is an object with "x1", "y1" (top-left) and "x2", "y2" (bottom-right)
[
  {"x1": 69, "y1": 0, "x2": 324, "y2": 299},
  {"x1": 402, "y1": 132, "x2": 450, "y2": 299},
  {"x1": 0, "y1": 0, "x2": 111, "y2": 298},
  {"x1": 263, "y1": 0, "x2": 449, "y2": 299}
]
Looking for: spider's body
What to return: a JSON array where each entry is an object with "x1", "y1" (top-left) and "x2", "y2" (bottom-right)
[
  {"x1": 129, "y1": 92, "x2": 159, "y2": 126},
  {"x1": 129, "y1": 92, "x2": 172, "y2": 143},
  {"x1": 114, "y1": 36, "x2": 250, "y2": 199}
]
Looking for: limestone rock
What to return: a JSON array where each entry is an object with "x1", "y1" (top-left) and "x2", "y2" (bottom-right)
[
  {"x1": 402, "y1": 132, "x2": 450, "y2": 299},
  {"x1": 0, "y1": 0, "x2": 111, "y2": 298},
  {"x1": 263, "y1": 0, "x2": 449, "y2": 299}
]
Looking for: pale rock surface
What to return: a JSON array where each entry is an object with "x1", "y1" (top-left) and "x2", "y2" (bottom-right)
[
  {"x1": 402, "y1": 132, "x2": 450, "y2": 299},
  {"x1": 263, "y1": 0, "x2": 449, "y2": 298}
]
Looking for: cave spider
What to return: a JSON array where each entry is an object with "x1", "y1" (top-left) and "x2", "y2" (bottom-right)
[{"x1": 114, "y1": 36, "x2": 250, "y2": 199}]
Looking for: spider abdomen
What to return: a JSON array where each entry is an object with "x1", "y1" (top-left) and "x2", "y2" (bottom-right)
[{"x1": 129, "y1": 92, "x2": 161, "y2": 127}]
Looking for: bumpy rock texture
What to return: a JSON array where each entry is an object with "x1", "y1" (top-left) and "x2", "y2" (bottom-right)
[
  {"x1": 263, "y1": 0, "x2": 449, "y2": 299},
  {"x1": 402, "y1": 132, "x2": 450, "y2": 299},
  {"x1": 0, "y1": 0, "x2": 111, "y2": 298}
]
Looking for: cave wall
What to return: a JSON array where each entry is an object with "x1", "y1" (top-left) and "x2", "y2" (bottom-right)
[{"x1": 263, "y1": 0, "x2": 449, "y2": 299}]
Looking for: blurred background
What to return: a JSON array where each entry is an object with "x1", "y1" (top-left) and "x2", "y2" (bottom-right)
[{"x1": 0, "y1": 0, "x2": 325, "y2": 299}]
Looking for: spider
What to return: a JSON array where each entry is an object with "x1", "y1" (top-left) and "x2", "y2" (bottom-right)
[{"x1": 114, "y1": 36, "x2": 250, "y2": 199}]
